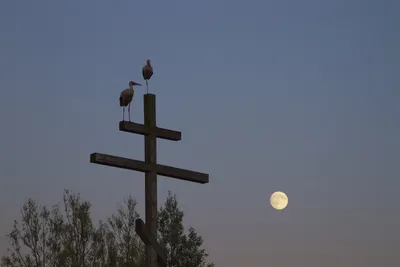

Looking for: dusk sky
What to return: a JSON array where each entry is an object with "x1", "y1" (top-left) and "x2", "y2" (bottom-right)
[{"x1": 0, "y1": 0, "x2": 399, "y2": 266}]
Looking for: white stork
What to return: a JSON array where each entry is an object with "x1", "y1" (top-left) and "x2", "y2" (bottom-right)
[
  {"x1": 119, "y1": 81, "x2": 141, "y2": 121},
  {"x1": 142, "y1": 59, "x2": 153, "y2": 94}
]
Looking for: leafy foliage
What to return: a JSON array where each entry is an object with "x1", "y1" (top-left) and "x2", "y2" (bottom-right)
[
  {"x1": 1, "y1": 191, "x2": 213, "y2": 267},
  {"x1": 158, "y1": 192, "x2": 214, "y2": 267}
]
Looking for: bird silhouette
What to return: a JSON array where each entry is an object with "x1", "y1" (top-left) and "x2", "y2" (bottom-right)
[
  {"x1": 119, "y1": 81, "x2": 141, "y2": 121},
  {"x1": 142, "y1": 59, "x2": 153, "y2": 94}
]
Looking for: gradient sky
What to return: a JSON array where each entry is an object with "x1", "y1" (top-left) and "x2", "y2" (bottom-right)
[{"x1": 0, "y1": 0, "x2": 399, "y2": 266}]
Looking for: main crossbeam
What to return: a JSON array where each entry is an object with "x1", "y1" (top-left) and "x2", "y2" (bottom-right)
[{"x1": 90, "y1": 153, "x2": 209, "y2": 184}]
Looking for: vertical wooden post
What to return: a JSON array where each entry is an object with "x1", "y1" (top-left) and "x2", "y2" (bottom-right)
[{"x1": 144, "y1": 94, "x2": 157, "y2": 267}]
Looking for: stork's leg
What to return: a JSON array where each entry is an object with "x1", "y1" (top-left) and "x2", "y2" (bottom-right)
[
  {"x1": 123, "y1": 107, "x2": 125, "y2": 121},
  {"x1": 146, "y1": 80, "x2": 149, "y2": 94},
  {"x1": 128, "y1": 103, "x2": 131, "y2": 122}
]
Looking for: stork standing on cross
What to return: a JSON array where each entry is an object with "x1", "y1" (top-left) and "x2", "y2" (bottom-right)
[
  {"x1": 119, "y1": 81, "x2": 141, "y2": 121},
  {"x1": 142, "y1": 59, "x2": 153, "y2": 94}
]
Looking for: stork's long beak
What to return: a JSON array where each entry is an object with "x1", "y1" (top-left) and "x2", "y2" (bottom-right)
[{"x1": 133, "y1": 82, "x2": 142, "y2": 86}]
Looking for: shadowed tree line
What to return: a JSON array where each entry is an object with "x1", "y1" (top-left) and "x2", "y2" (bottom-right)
[{"x1": 1, "y1": 190, "x2": 214, "y2": 267}]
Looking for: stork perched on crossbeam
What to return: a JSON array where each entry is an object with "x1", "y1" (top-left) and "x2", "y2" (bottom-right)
[
  {"x1": 142, "y1": 59, "x2": 153, "y2": 94},
  {"x1": 119, "y1": 81, "x2": 141, "y2": 121}
]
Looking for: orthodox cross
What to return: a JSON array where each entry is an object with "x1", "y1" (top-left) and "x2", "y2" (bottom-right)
[{"x1": 90, "y1": 94, "x2": 209, "y2": 267}]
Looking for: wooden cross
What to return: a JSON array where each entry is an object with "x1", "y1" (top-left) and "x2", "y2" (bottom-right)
[{"x1": 90, "y1": 94, "x2": 209, "y2": 267}]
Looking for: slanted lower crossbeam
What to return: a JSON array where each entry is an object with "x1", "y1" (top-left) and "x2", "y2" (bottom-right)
[{"x1": 135, "y1": 219, "x2": 167, "y2": 267}]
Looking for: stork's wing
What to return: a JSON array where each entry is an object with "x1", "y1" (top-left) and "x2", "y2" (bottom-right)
[
  {"x1": 142, "y1": 66, "x2": 153, "y2": 79},
  {"x1": 119, "y1": 89, "x2": 127, "y2": 106},
  {"x1": 119, "y1": 88, "x2": 134, "y2": 106},
  {"x1": 120, "y1": 88, "x2": 128, "y2": 97}
]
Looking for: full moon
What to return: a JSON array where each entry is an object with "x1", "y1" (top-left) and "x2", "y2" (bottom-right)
[{"x1": 270, "y1": 191, "x2": 288, "y2": 210}]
